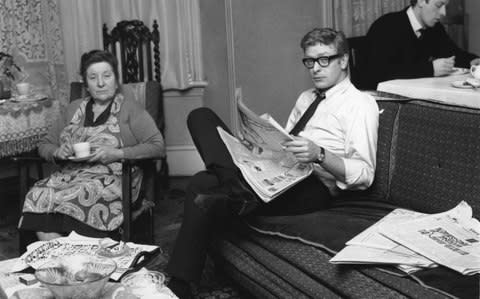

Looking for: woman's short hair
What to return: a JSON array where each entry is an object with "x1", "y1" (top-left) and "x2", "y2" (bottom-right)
[
  {"x1": 79, "y1": 50, "x2": 119, "y2": 85},
  {"x1": 300, "y1": 28, "x2": 349, "y2": 55}
]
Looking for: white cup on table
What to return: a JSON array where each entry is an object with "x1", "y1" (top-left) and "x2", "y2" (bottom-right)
[
  {"x1": 470, "y1": 65, "x2": 480, "y2": 80},
  {"x1": 16, "y1": 82, "x2": 30, "y2": 96},
  {"x1": 73, "y1": 142, "x2": 91, "y2": 158}
]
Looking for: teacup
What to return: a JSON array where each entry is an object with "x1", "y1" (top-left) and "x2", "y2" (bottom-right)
[
  {"x1": 16, "y1": 82, "x2": 30, "y2": 96},
  {"x1": 470, "y1": 65, "x2": 480, "y2": 80},
  {"x1": 73, "y1": 142, "x2": 91, "y2": 158}
]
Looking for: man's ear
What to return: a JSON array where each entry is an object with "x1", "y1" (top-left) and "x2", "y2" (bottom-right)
[{"x1": 340, "y1": 53, "x2": 349, "y2": 70}]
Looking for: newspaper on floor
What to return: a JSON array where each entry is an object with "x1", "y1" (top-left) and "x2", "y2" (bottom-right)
[
  {"x1": 380, "y1": 201, "x2": 480, "y2": 275},
  {"x1": 217, "y1": 89, "x2": 313, "y2": 202},
  {"x1": 330, "y1": 201, "x2": 476, "y2": 274},
  {"x1": 12, "y1": 231, "x2": 159, "y2": 281}
]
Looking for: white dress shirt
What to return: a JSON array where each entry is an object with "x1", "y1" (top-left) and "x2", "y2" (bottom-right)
[
  {"x1": 407, "y1": 6, "x2": 424, "y2": 38},
  {"x1": 285, "y1": 78, "x2": 379, "y2": 195}
]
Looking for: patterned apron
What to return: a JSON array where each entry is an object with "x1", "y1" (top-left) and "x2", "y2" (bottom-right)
[{"x1": 22, "y1": 94, "x2": 142, "y2": 231}]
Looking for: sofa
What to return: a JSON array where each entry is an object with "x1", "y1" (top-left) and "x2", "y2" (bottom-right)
[{"x1": 211, "y1": 92, "x2": 480, "y2": 299}]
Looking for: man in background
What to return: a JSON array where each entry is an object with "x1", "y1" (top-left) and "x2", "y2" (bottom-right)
[{"x1": 363, "y1": 0, "x2": 479, "y2": 89}]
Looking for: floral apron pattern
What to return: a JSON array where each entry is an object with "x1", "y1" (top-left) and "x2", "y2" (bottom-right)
[{"x1": 22, "y1": 94, "x2": 142, "y2": 231}]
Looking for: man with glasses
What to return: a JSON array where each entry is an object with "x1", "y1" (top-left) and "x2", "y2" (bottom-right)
[
  {"x1": 166, "y1": 27, "x2": 379, "y2": 299},
  {"x1": 363, "y1": 0, "x2": 479, "y2": 89}
]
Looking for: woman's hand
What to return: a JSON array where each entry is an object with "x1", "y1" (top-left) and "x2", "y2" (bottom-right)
[
  {"x1": 88, "y1": 146, "x2": 124, "y2": 164},
  {"x1": 282, "y1": 136, "x2": 321, "y2": 163},
  {"x1": 53, "y1": 143, "x2": 74, "y2": 160}
]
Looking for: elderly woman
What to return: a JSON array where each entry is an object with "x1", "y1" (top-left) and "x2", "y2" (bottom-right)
[{"x1": 18, "y1": 50, "x2": 165, "y2": 241}]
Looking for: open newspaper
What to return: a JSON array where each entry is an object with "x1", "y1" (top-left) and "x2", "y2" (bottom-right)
[
  {"x1": 217, "y1": 89, "x2": 313, "y2": 202},
  {"x1": 330, "y1": 201, "x2": 480, "y2": 275},
  {"x1": 13, "y1": 231, "x2": 159, "y2": 281}
]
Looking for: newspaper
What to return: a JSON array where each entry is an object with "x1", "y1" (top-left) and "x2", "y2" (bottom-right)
[
  {"x1": 12, "y1": 231, "x2": 159, "y2": 281},
  {"x1": 330, "y1": 201, "x2": 479, "y2": 275},
  {"x1": 217, "y1": 90, "x2": 313, "y2": 202},
  {"x1": 380, "y1": 201, "x2": 480, "y2": 275}
]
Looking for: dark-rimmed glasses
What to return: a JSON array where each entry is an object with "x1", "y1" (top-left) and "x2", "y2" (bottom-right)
[{"x1": 302, "y1": 54, "x2": 342, "y2": 69}]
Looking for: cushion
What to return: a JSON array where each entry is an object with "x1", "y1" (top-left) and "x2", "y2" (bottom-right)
[{"x1": 339, "y1": 101, "x2": 400, "y2": 202}]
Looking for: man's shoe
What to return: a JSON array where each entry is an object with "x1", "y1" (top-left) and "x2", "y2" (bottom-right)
[{"x1": 167, "y1": 277, "x2": 193, "y2": 299}]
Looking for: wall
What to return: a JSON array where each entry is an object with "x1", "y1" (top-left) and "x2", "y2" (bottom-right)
[
  {"x1": 179, "y1": 0, "x2": 325, "y2": 176},
  {"x1": 466, "y1": 0, "x2": 480, "y2": 54},
  {"x1": 231, "y1": 0, "x2": 328, "y2": 124}
]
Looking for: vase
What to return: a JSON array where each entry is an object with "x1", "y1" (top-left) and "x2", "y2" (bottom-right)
[{"x1": 0, "y1": 76, "x2": 11, "y2": 99}]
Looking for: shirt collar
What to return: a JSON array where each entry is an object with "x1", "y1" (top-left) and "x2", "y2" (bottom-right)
[
  {"x1": 407, "y1": 6, "x2": 424, "y2": 37},
  {"x1": 315, "y1": 76, "x2": 351, "y2": 100}
]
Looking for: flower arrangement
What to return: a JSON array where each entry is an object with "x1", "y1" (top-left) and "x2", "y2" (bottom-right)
[
  {"x1": 0, "y1": 52, "x2": 22, "y2": 81},
  {"x1": 0, "y1": 52, "x2": 23, "y2": 99}
]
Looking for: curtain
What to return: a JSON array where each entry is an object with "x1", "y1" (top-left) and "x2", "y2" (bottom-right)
[
  {"x1": 59, "y1": 0, "x2": 206, "y2": 91},
  {"x1": 333, "y1": 0, "x2": 410, "y2": 37},
  {"x1": 0, "y1": 0, "x2": 69, "y2": 105}
]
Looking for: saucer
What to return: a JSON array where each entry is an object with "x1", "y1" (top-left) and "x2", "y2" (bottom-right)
[
  {"x1": 11, "y1": 93, "x2": 48, "y2": 102},
  {"x1": 68, "y1": 153, "x2": 95, "y2": 162},
  {"x1": 449, "y1": 67, "x2": 469, "y2": 76},
  {"x1": 451, "y1": 80, "x2": 475, "y2": 89}
]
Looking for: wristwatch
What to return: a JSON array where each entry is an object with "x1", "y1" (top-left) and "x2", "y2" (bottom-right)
[{"x1": 316, "y1": 146, "x2": 325, "y2": 164}]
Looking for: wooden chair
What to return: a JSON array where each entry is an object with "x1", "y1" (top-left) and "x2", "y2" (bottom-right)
[
  {"x1": 103, "y1": 19, "x2": 169, "y2": 190},
  {"x1": 103, "y1": 20, "x2": 161, "y2": 84},
  {"x1": 13, "y1": 81, "x2": 164, "y2": 253},
  {"x1": 347, "y1": 36, "x2": 369, "y2": 90}
]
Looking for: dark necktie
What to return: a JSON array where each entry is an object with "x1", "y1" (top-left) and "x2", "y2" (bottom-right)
[
  {"x1": 418, "y1": 28, "x2": 426, "y2": 40},
  {"x1": 289, "y1": 90, "x2": 325, "y2": 136}
]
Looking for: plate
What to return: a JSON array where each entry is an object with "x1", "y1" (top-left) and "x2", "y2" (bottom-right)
[
  {"x1": 11, "y1": 93, "x2": 48, "y2": 102},
  {"x1": 449, "y1": 67, "x2": 469, "y2": 76},
  {"x1": 451, "y1": 80, "x2": 475, "y2": 89},
  {"x1": 68, "y1": 153, "x2": 95, "y2": 162}
]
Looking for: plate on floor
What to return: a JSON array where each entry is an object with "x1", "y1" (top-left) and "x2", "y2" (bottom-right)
[{"x1": 68, "y1": 153, "x2": 95, "y2": 162}]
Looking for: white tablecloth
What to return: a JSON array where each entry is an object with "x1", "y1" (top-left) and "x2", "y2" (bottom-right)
[{"x1": 377, "y1": 74, "x2": 480, "y2": 109}]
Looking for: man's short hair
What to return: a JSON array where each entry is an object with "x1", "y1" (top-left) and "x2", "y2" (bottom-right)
[
  {"x1": 300, "y1": 28, "x2": 349, "y2": 55},
  {"x1": 411, "y1": 0, "x2": 430, "y2": 6}
]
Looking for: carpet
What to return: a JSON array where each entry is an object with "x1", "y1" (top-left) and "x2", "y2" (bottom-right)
[{"x1": 0, "y1": 176, "x2": 245, "y2": 299}]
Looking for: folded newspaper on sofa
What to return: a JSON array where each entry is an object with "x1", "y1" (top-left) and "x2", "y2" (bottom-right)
[
  {"x1": 217, "y1": 90, "x2": 313, "y2": 202},
  {"x1": 330, "y1": 201, "x2": 480, "y2": 275}
]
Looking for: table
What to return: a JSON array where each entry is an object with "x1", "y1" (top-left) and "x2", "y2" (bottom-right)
[
  {"x1": 0, "y1": 254, "x2": 176, "y2": 298},
  {"x1": 377, "y1": 74, "x2": 480, "y2": 109},
  {"x1": 0, "y1": 97, "x2": 59, "y2": 158}
]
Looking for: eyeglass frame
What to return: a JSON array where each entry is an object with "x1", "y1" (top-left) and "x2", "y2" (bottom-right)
[{"x1": 302, "y1": 53, "x2": 343, "y2": 69}]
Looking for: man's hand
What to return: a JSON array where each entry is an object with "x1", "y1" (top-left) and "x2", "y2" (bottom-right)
[
  {"x1": 53, "y1": 143, "x2": 74, "y2": 160},
  {"x1": 282, "y1": 136, "x2": 321, "y2": 163},
  {"x1": 470, "y1": 58, "x2": 480, "y2": 67},
  {"x1": 433, "y1": 56, "x2": 455, "y2": 77},
  {"x1": 88, "y1": 146, "x2": 124, "y2": 164}
]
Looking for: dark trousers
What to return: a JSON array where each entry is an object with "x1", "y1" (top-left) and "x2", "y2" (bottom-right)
[{"x1": 166, "y1": 107, "x2": 331, "y2": 282}]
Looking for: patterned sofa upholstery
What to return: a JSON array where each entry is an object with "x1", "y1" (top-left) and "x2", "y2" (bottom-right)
[{"x1": 211, "y1": 93, "x2": 480, "y2": 299}]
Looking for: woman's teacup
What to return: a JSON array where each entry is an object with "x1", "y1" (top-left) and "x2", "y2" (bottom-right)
[
  {"x1": 73, "y1": 142, "x2": 91, "y2": 158},
  {"x1": 16, "y1": 82, "x2": 30, "y2": 96},
  {"x1": 470, "y1": 64, "x2": 480, "y2": 80}
]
